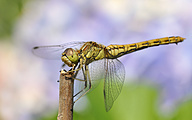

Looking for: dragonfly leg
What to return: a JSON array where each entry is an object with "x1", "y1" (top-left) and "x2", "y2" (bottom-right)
[
  {"x1": 73, "y1": 65, "x2": 88, "y2": 97},
  {"x1": 70, "y1": 57, "x2": 85, "y2": 72},
  {"x1": 62, "y1": 60, "x2": 84, "y2": 80},
  {"x1": 68, "y1": 63, "x2": 86, "y2": 81},
  {"x1": 74, "y1": 64, "x2": 92, "y2": 103},
  {"x1": 73, "y1": 81, "x2": 87, "y2": 97}
]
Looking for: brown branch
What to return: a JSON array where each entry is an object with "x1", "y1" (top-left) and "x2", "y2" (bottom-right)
[{"x1": 57, "y1": 70, "x2": 74, "y2": 120}]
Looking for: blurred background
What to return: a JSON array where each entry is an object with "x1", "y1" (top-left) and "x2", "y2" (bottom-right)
[{"x1": 1, "y1": 0, "x2": 192, "y2": 120}]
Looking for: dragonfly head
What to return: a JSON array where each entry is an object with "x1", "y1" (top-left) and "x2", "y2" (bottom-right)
[{"x1": 61, "y1": 48, "x2": 79, "y2": 67}]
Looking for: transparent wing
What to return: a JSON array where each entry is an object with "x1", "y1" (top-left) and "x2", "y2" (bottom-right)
[
  {"x1": 88, "y1": 59, "x2": 105, "y2": 90},
  {"x1": 32, "y1": 41, "x2": 85, "y2": 59},
  {"x1": 104, "y1": 58, "x2": 125, "y2": 112},
  {"x1": 73, "y1": 59, "x2": 105, "y2": 102}
]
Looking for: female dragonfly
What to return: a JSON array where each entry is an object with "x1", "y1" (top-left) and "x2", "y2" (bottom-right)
[{"x1": 33, "y1": 36, "x2": 185, "y2": 112}]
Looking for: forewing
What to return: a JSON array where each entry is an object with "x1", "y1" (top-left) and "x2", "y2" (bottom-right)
[
  {"x1": 32, "y1": 41, "x2": 85, "y2": 59},
  {"x1": 104, "y1": 58, "x2": 125, "y2": 112}
]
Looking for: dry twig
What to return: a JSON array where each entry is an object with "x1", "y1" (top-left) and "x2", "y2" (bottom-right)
[{"x1": 57, "y1": 70, "x2": 74, "y2": 120}]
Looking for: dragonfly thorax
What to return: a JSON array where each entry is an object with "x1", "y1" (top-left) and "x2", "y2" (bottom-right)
[{"x1": 61, "y1": 48, "x2": 79, "y2": 67}]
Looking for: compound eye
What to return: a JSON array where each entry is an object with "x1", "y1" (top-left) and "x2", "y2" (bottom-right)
[
  {"x1": 63, "y1": 48, "x2": 79, "y2": 63},
  {"x1": 64, "y1": 48, "x2": 74, "y2": 56}
]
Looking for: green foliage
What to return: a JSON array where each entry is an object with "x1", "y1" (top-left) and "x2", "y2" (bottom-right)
[
  {"x1": 39, "y1": 83, "x2": 192, "y2": 120},
  {"x1": 0, "y1": 0, "x2": 26, "y2": 38},
  {"x1": 37, "y1": 110, "x2": 58, "y2": 120},
  {"x1": 74, "y1": 83, "x2": 159, "y2": 120},
  {"x1": 173, "y1": 100, "x2": 192, "y2": 120},
  {"x1": 73, "y1": 83, "x2": 192, "y2": 120}
]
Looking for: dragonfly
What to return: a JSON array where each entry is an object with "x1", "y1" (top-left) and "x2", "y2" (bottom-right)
[{"x1": 32, "y1": 36, "x2": 185, "y2": 112}]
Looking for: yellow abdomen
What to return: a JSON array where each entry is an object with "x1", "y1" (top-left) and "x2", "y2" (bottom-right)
[{"x1": 106, "y1": 36, "x2": 185, "y2": 59}]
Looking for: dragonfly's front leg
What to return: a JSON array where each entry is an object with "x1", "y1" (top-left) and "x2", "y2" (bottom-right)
[
  {"x1": 73, "y1": 65, "x2": 88, "y2": 98},
  {"x1": 70, "y1": 55, "x2": 86, "y2": 72},
  {"x1": 63, "y1": 58, "x2": 85, "y2": 80},
  {"x1": 74, "y1": 64, "x2": 92, "y2": 103}
]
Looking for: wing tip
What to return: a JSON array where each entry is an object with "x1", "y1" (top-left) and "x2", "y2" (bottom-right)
[{"x1": 33, "y1": 46, "x2": 39, "y2": 49}]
